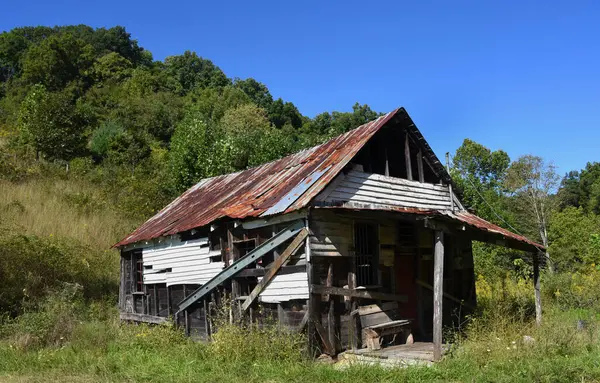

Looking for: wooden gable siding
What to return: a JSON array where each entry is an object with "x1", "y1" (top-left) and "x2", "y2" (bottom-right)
[
  {"x1": 142, "y1": 237, "x2": 225, "y2": 286},
  {"x1": 317, "y1": 170, "x2": 454, "y2": 211}
]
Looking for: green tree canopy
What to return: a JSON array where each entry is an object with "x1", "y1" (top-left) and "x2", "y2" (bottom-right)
[
  {"x1": 164, "y1": 51, "x2": 230, "y2": 94},
  {"x1": 21, "y1": 33, "x2": 95, "y2": 90},
  {"x1": 18, "y1": 84, "x2": 85, "y2": 162}
]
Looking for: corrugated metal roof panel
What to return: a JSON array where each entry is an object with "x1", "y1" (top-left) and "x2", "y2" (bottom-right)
[
  {"x1": 314, "y1": 205, "x2": 544, "y2": 251},
  {"x1": 115, "y1": 106, "x2": 542, "y2": 254},
  {"x1": 114, "y1": 110, "x2": 400, "y2": 247}
]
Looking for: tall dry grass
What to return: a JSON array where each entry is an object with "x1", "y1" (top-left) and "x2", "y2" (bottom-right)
[{"x1": 0, "y1": 178, "x2": 138, "y2": 250}]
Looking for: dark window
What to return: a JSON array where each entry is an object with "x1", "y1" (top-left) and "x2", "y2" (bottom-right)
[{"x1": 354, "y1": 222, "x2": 378, "y2": 286}]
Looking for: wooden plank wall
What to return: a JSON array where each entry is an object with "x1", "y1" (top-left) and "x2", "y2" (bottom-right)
[
  {"x1": 319, "y1": 170, "x2": 453, "y2": 210},
  {"x1": 142, "y1": 237, "x2": 225, "y2": 286},
  {"x1": 309, "y1": 210, "x2": 352, "y2": 257}
]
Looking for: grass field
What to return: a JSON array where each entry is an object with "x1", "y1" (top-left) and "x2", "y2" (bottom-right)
[
  {"x1": 1, "y1": 306, "x2": 600, "y2": 383},
  {"x1": 2, "y1": 168, "x2": 600, "y2": 382}
]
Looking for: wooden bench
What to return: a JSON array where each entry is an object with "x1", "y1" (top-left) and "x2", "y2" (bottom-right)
[{"x1": 358, "y1": 302, "x2": 413, "y2": 350}]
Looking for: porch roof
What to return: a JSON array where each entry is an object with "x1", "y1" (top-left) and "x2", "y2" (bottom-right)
[{"x1": 314, "y1": 205, "x2": 544, "y2": 253}]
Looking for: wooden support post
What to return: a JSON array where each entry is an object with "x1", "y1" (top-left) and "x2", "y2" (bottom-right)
[
  {"x1": 307, "y1": 265, "x2": 320, "y2": 356},
  {"x1": 166, "y1": 286, "x2": 171, "y2": 317},
  {"x1": 119, "y1": 255, "x2": 125, "y2": 311},
  {"x1": 405, "y1": 132, "x2": 413, "y2": 181},
  {"x1": 326, "y1": 263, "x2": 336, "y2": 353},
  {"x1": 278, "y1": 304, "x2": 286, "y2": 328},
  {"x1": 384, "y1": 148, "x2": 390, "y2": 177},
  {"x1": 183, "y1": 285, "x2": 190, "y2": 337},
  {"x1": 153, "y1": 285, "x2": 158, "y2": 316},
  {"x1": 417, "y1": 149, "x2": 424, "y2": 183},
  {"x1": 433, "y1": 230, "x2": 444, "y2": 361},
  {"x1": 446, "y1": 152, "x2": 455, "y2": 212},
  {"x1": 533, "y1": 251, "x2": 542, "y2": 326},
  {"x1": 347, "y1": 270, "x2": 359, "y2": 350},
  {"x1": 203, "y1": 299, "x2": 210, "y2": 338}
]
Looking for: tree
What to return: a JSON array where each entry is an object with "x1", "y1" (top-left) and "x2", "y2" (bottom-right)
[
  {"x1": 89, "y1": 119, "x2": 126, "y2": 160},
  {"x1": 451, "y1": 139, "x2": 519, "y2": 279},
  {"x1": 233, "y1": 77, "x2": 273, "y2": 110},
  {"x1": 90, "y1": 52, "x2": 133, "y2": 84},
  {"x1": 184, "y1": 86, "x2": 251, "y2": 125},
  {"x1": 18, "y1": 84, "x2": 85, "y2": 163},
  {"x1": 164, "y1": 51, "x2": 230, "y2": 94},
  {"x1": 549, "y1": 207, "x2": 600, "y2": 272},
  {"x1": 452, "y1": 138, "x2": 511, "y2": 221},
  {"x1": 505, "y1": 155, "x2": 560, "y2": 271},
  {"x1": 268, "y1": 98, "x2": 303, "y2": 129},
  {"x1": 218, "y1": 103, "x2": 276, "y2": 169},
  {"x1": 0, "y1": 26, "x2": 56, "y2": 82},
  {"x1": 168, "y1": 112, "x2": 217, "y2": 192},
  {"x1": 557, "y1": 170, "x2": 581, "y2": 209},
  {"x1": 20, "y1": 33, "x2": 95, "y2": 90}
]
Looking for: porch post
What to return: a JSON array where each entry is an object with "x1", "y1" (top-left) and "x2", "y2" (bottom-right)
[
  {"x1": 433, "y1": 230, "x2": 444, "y2": 361},
  {"x1": 533, "y1": 251, "x2": 542, "y2": 326}
]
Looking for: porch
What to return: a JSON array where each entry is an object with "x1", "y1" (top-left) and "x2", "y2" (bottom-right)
[{"x1": 337, "y1": 342, "x2": 448, "y2": 368}]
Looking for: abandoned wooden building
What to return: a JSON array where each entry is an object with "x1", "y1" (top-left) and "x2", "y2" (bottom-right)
[{"x1": 114, "y1": 107, "x2": 544, "y2": 361}]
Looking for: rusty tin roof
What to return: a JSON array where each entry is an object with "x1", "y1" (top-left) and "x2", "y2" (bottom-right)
[
  {"x1": 115, "y1": 109, "x2": 401, "y2": 247},
  {"x1": 115, "y1": 107, "x2": 543, "y2": 252}
]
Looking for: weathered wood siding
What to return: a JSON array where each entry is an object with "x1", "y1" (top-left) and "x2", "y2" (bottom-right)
[
  {"x1": 258, "y1": 272, "x2": 309, "y2": 303},
  {"x1": 309, "y1": 210, "x2": 353, "y2": 257},
  {"x1": 142, "y1": 238, "x2": 225, "y2": 286},
  {"x1": 257, "y1": 236, "x2": 309, "y2": 303},
  {"x1": 317, "y1": 170, "x2": 453, "y2": 210}
]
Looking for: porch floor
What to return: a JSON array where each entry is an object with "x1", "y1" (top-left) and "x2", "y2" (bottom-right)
[{"x1": 337, "y1": 342, "x2": 446, "y2": 368}]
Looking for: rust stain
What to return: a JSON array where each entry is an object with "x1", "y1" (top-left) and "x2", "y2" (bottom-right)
[
  {"x1": 114, "y1": 106, "x2": 542, "y2": 253},
  {"x1": 114, "y1": 110, "x2": 400, "y2": 247},
  {"x1": 315, "y1": 205, "x2": 544, "y2": 250}
]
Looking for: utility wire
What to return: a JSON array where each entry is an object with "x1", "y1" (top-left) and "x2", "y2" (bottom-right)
[{"x1": 448, "y1": 153, "x2": 524, "y2": 236}]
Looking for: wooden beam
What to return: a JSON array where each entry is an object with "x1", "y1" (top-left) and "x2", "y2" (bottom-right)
[
  {"x1": 347, "y1": 269, "x2": 359, "y2": 350},
  {"x1": 314, "y1": 320, "x2": 334, "y2": 355},
  {"x1": 311, "y1": 285, "x2": 408, "y2": 302},
  {"x1": 241, "y1": 210, "x2": 307, "y2": 230},
  {"x1": 405, "y1": 132, "x2": 413, "y2": 181},
  {"x1": 433, "y1": 230, "x2": 444, "y2": 361},
  {"x1": 326, "y1": 263, "x2": 336, "y2": 353},
  {"x1": 183, "y1": 285, "x2": 190, "y2": 337},
  {"x1": 277, "y1": 304, "x2": 286, "y2": 327},
  {"x1": 119, "y1": 254, "x2": 125, "y2": 311},
  {"x1": 241, "y1": 229, "x2": 308, "y2": 311},
  {"x1": 417, "y1": 149, "x2": 424, "y2": 183},
  {"x1": 236, "y1": 265, "x2": 306, "y2": 278},
  {"x1": 446, "y1": 152, "x2": 455, "y2": 212},
  {"x1": 203, "y1": 299, "x2": 210, "y2": 338},
  {"x1": 533, "y1": 251, "x2": 542, "y2": 326},
  {"x1": 297, "y1": 310, "x2": 309, "y2": 332},
  {"x1": 119, "y1": 312, "x2": 168, "y2": 324},
  {"x1": 176, "y1": 220, "x2": 305, "y2": 315},
  {"x1": 416, "y1": 279, "x2": 473, "y2": 309}
]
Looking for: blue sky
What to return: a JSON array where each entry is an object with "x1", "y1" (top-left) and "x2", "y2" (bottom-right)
[{"x1": 3, "y1": 0, "x2": 599, "y2": 175}]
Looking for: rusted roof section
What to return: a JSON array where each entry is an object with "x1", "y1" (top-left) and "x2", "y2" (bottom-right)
[
  {"x1": 316, "y1": 204, "x2": 544, "y2": 251},
  {"x1": 447, "y1": 211, "x2": 545, "y2": 250},
  {"x1": 114, "y1": 109, "x2": 400, "y2": 247}
]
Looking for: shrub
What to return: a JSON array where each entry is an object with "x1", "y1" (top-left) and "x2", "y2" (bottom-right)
[
  {"x1": 543, "y1": 267, "x2": 600, "y2": 312},
  {"x1": 1, "y1": 284, "x2": 83, "y2": 350},
  {"x1": 0, "y1": 231, "x2": 118, "y2": 315},
  {"x1": 208, "y1": 301, "x2": 306, "y2": 363}
]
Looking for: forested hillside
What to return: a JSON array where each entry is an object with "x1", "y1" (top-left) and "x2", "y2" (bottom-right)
[
  {"x1": 0, "y1": 25, "x2": 381, "y2": 220},
  {"x1": 2, "y1": 24, "x2": 600, "y2": 382}
]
